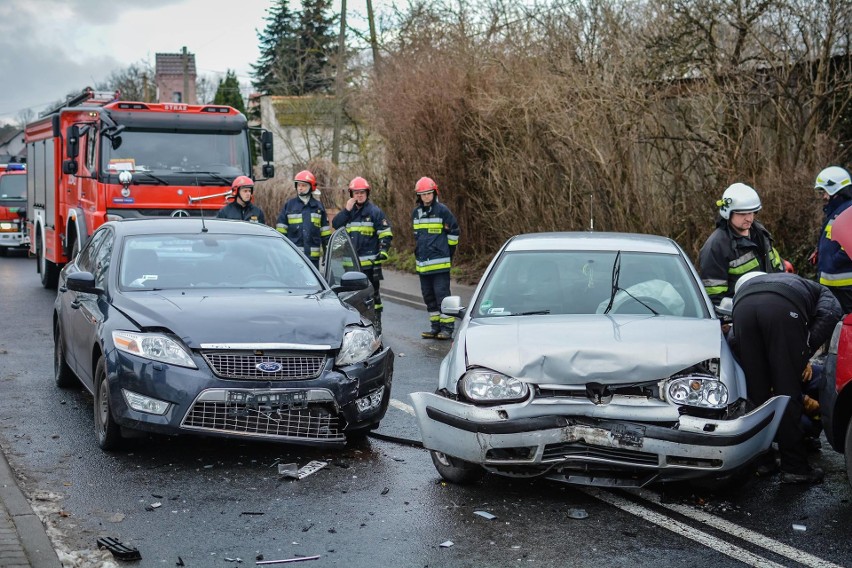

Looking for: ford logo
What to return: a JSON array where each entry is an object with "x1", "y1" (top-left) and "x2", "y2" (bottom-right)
[{"x1": 256, "y1": 362, "x2": 283, "y2": 373}]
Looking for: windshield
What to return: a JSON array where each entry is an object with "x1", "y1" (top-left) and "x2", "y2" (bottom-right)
[
  {"x1": 101, "y1": 129, "x2": 250, "y2": 183},
  {"x1": 119, "y1": 233, "x2": 324, "y2": 291},
  {"x1": 0, "y1": 174, "x2": 26, "y2": 207},
  {"x1": 473, "y1": 250, "x2": 708, "y2": 318}
]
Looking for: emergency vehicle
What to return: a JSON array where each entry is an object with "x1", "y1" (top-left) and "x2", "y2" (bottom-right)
[
  {"x1": 0, "y1": 163, "x2": 27, "y2": 255},
  {"x1": 26, "y1": 88, "x2": 274, "y2": 287}
]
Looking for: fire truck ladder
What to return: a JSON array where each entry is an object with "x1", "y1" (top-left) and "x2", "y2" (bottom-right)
[{"x1": 38, "y1": 87, "x2": 119, "y2": 118}]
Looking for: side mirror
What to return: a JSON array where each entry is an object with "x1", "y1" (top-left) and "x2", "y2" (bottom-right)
[
  {"x1": 332, "y1": 271, "x2": 370, "y2": 293},
  {"x1": 62, "y1": 159, "x2": 78, "y2": 175},
  {"x1": 262, "y1": 163, "x2": 275, "y2": 179},
  {"x1": 66, "y1": 125, "x2": 80, "y2": 159},
  {"x1": 260, "y1": 131, "x2": 274, "y2": 162},
  {"x1": 715, "y1": 297, "x2": 733, "y2": 318},
  {"x1": 66, "y1": 271, "x2": 103, "y2": 295},
  {"x1": 441, "y1": 295, "x2": 466, "y2": 318}
]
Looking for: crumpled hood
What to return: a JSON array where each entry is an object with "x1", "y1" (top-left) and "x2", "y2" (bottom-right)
[
  {"x1": 114, "y1": 289, "x2": 358, "y2": 348},
  {"x1": 463, "y1": 315, "x2": 721, "y2": 384}
]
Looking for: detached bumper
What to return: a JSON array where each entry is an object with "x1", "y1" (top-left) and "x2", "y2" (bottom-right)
[{"x1": 411, "y1": 392, "x2": 788, "y2": 482}]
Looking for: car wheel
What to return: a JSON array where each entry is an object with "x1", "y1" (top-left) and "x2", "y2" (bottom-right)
[
  {"x1": 430, "y1": 450, "x2": 485, "y2": 484},
  {"x1": 845, "y1": 417, "x2": 852, "y2": 489},
  {"x1": 53, "y1": 323, "x2": 77, "y2": 388},
  {"x1": 94, "y1": 358, "x2": 123, "y2": 451}
]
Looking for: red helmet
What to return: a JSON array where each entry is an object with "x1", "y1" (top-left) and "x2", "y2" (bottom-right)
[
  {"x1": 294, "y1": 170, "x2": 317, "y2": 191},
  {"x1": 231, "y1": 175, "x2": 254, "y2": 198},
  {"x1": 415, "y1": 177, "x2": 439, "y2": 195},
  {"x1": 348, "y1": 176, "x2": 371, "y2": 196}
]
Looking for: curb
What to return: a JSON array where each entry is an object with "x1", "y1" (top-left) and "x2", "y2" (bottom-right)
[{"x1": 0, "y1": 446, "x2": 62, "y2": 568}]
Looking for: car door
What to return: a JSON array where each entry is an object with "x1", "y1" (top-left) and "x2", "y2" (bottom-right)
[{"x1": 323, "y1": 227, "x2": 377, "y2": 324}]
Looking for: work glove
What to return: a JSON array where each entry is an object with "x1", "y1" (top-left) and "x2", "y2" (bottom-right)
[
  {"x1": 802, "y1": 395, "x2": 820, "y2": 416},
  {"x1": 376, "y1": 250, "x2": 389, "y2": 264},
  {"x1": 802, "y1": 362, "x2": 813, "y2": 383}
]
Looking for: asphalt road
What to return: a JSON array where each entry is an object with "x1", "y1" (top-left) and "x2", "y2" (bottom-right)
[{"x1": 1, "y1": 254, "x2": 850, "y2": 568}]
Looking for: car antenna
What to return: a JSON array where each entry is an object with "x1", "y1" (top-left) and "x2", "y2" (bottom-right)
[
  {"x1": 188, "y1": 179, "x2": 209, "y2": 233},
  {"x1": 589, "y1": 193, "x2": 594, "y2": 232}
]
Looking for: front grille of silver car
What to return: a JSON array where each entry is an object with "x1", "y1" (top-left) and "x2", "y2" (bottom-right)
[
  {"x1": 542, "y1": 442, "x2": 659, "y2": 466},
  {"x1": 182, "y1": 401, "x2": 344, "y2": 441},
  {"x1": 202, "y1": 351, "x2": 327, "y2": 380}
]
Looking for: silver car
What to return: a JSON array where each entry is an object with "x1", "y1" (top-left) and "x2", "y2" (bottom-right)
[{"x1": 411, "y1": 232, "x2": 788, "y2": 487}]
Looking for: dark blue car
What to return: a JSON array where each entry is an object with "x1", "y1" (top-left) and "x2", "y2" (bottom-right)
[{"x1": 53, "y1": 217, "x2": 393, "y2": 450}]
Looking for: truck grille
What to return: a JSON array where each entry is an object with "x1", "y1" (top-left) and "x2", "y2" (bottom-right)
[
  {"x1": 202, "y1": 351, "x2": 326, "y2": 380},
  {"x1": 182, "y1": 401, "x2": 343, "y2": 442}
]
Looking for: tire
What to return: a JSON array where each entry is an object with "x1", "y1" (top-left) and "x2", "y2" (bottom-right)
[
  {"x1": 53, "y1": 323, "x2": 77, "y2": 388},
  {"x1": 0, "y1": 246, "x2": 6, "y2": 257},
  {"x1": 430, "y1": 450, "x2": 485, "y2": 484},
  {"x1": 94, "y1": 358, "x2": 123, "y2": 451},
  {"x1": 37, "y1": 231, "x2": 59, "y2": 289},
  {"x1": 845, "y1": 417, "x2": 852, "y2": 489}
]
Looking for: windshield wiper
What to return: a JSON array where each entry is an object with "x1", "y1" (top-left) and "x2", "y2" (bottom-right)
[
  {"x1": 186, "y1": 171, "x2": 232, "y2": 185},
  {"x1": 130, "y1": 172, "x2": 169, "y2": 185},
  {"x1": 508, "y1": 310, "x2": 551, "y2": 316},
  {"x1": 603, "y1": 250, "x2": 622, "y2": 314}
]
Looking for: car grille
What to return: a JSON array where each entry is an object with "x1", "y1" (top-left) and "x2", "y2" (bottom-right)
[
  {"x1": 542, "y1": 441, "x2": 659, "y2": 466},
  {"x1": 202, "y1": 351, "x2": 327, "y2": 380},
  {"x1": 182, "y1": 400, "x2": 344, "y2": 442}
]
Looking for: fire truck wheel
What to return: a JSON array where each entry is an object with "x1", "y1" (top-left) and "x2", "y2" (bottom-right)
[
  {"x1": 845, "y1": 417, "x2": 852, "y2": 489},
  {"x1": 53, "y1": 323, "x2": 77, "y2": 389},
  {"x1": 37, "y1": 232, "x2": 59, "y2": 289},
  {"x1": 94, "y1": 357, "x2": 124, "y2": 451},
  {"x1": 0, "y1": 247, "x2": 7, "y2": 257}
]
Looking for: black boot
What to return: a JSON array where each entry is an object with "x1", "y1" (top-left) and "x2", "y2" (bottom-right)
[
  {"x1": 436, "y1": 323, "x2": 454, "y2": 340},
  {"x1": 422, "y1": 321, "x2": 441, "y2": 339}
]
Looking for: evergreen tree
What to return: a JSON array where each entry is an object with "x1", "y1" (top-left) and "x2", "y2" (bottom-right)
[
  {"x1": 296, "y1": 0, "x2": 337, "y2": 94},
  {"x1": 213, "y1": 70, "x2": 246, "y2": 113},
  {"x1": 251, "y1": 0, "x2": 297, "y2": 95}
]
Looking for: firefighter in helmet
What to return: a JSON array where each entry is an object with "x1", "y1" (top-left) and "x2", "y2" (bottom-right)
[
  {"x1": 276, "y1": 170, "x2": 331, "y2": 268},
  {"x1": 332, "y1": 177, "x2": 393, "y2": 332},
  {"x1": 412, "y1": 177, "x2": 460, "y2": 339},
  {"x1": 813, "y1": 166, "x2": 852, "y2": 313},
  {"x1": 698, "y1": 182, "x2": 783, "y2": 307},
  {"x1": 216, "y1": 176, "x2": 266, "y2": 224}
]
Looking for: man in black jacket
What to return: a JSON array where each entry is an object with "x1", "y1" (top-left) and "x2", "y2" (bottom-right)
[
  {"x1": 217, "y1": 176, "x2": 266, "y2": 224},
  {"x1": 733, "y1": 271, "x2": 842, "y2": 484}
]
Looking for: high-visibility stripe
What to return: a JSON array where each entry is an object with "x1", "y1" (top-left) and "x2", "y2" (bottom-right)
[
  {"x1": 347, "y1": 226, "x2": 375, "y2": 235},
  {"x1": 729, "y1": 258, "x2": 759, "y2": 275},
  {"x1": 276, "y1": 225, "x2": 286, "y2": 233},
  {"x1": 447, "y1": 233, "x2": 459, "y2": 245},
  {"x1": 417, "y1": 263, "x2": 452, "y2": 273},
  {"x1": 377, "y1": 228, "x2": 393, "y2": 238},
  {"x1": 413, "y1": 221, "x2": 444, "y2": 230},
  {"x1": 320, "y1": 226, "x2": 331, "y2": 237},
  {"x1": 309, "y1": 247, "x2": 321, "y2": 258},
  {"x1": 820, "y1": 272, "x2": 852, "y2": 287},
  {"x1": 705, "y1": 285, "x2": 728, "y2": 295},
  {"x1": 439, "y1": 315, "x2": 455, "y2": 324},
  {"x1": 429, "y1": 313, "x2": 440, "y2": 322},
  {"x1": 287, "y1": 214, "x2": 302, "y2": 223}
]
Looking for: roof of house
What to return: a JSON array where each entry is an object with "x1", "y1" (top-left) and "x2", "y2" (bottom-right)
[
  {"x1": 0, "y1": 128, "x2": 21, "y2": 147},
  {"x1": 155, "y1": 52, "x2": 197, "y2": 76}
]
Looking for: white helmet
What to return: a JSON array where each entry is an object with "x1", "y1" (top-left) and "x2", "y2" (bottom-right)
[
  {"x1": 734, "y1": 271, "x2": 766, "y2": 295},
  {"x1": 815, "y1": 166, "x2": 851, "y2": 196},
  {"x1": 717, "y1": 183, "x2": 761, "y2": 220}
]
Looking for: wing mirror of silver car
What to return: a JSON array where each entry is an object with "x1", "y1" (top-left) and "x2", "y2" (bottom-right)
[
  {"x1": 441, "y1": 296, "x2": 466, "y2": 318},
  {"x1": 715, "y1": 296, "x2": 733, "y2": 318}
]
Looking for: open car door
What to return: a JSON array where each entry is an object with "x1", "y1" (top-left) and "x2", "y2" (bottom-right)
[{"x1": 323, "y1": 227, "x2": 377, "y2": 326}]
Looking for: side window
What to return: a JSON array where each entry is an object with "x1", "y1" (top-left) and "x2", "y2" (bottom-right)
[
  {"x1": 76, "y1": 229, "x2": 108, "y2": 272},
  {"x1": 86, "y1": 126, "x2": 97, "y2": 173},
  {"x1": 324, "y1": 229, "x2": 359, "y2": 286},
  {"x1": 92, "y1": 232, "x2": 114, "y2": 287}
]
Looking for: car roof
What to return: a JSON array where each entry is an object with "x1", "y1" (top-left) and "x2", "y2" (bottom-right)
[
  {"x1": 101, "y1": 218, "x2": 281, "y2": 237},
  {"x1": 503, "y1": 232, "x2": 681, "y2": 254}
]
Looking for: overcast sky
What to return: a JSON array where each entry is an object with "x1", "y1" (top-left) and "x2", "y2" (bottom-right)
[{"x1": 0, "y1": 0, "x2": 385, "y2": 126}]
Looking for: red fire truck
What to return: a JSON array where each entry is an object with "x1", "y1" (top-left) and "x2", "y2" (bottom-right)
[
  {"x1": 0, "y1": 163, "x2": 27, "y2": 255},
  {"x1": 26, "y1": 88, "x2": 274, "y2": 287}
]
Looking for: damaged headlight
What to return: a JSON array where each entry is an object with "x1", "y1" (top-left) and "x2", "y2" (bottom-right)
[
  {"x1": 112, "y1": 331, "x2": 197, "y2": 368},
  {"x1": 664, "y1": 377, "x2": 728, "y2": 409},
  {"x1": 460, "y1": 368, "x2": 529, "y2": 403},
  {"x1": 336, "y1": 326, "x2": 379, "y2": 366}
]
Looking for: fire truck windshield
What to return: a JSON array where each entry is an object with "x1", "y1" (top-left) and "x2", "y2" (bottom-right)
[
  {"x1": 100, "y1": 129, "x2": 251, "y2": 184},
  {"x1": 0, "y1": 173, "x2": 26, "y2": 206}
]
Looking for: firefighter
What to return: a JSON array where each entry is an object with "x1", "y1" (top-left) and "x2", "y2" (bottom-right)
[
  {"x1": 412, "y1": 177, "x2": 460, "y2": 340},
  {"x1": 276, "y1": 170, "x2": 331, "y2": 268},
  {"x1": 332, "y1": 177, "x2": 393, "y2": 333},
  {"x1": 698, "y1": 182, "x2": 783, "y2": 307},
  {"x1": 732, "y1": 271, "x2": 841, "y2": 484},
  {"x1": 814, "y1": 166, "x2": 852, "y2": 313},
  {"x1": 217, "y1": 176, "x2": 266, "y2": 224}
]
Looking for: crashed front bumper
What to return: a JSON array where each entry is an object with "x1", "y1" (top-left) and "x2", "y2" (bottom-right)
[{"x1": 411, "y1": 392, "x2": 788, "y2": 482}]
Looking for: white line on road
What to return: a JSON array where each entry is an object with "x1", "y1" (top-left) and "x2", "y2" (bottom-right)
[
  {"x1": 389, "y1": 398, "x2": 415, "y2": 415},
  {"x1": 631, "y1": 488, "x2": 845, "y2": 568},
  {"x1": 583, "y1": 488, "x2": 788, "y2": 568}
]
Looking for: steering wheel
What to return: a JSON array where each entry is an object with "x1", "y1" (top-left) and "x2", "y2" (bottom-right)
[{"x1": 612, "y1": 296, "x2": 671, "y2": 315}]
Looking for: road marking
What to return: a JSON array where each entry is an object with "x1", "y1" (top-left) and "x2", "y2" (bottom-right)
[
  {"x1": 389, "y1": 398, "x2": 415, "y2": 415},
  {"x1": 583, "y1": 488, "x2": 787, "y2": 568},
  {"x1": 631, "y1": 488, "x2": 845, "y2": 568}
]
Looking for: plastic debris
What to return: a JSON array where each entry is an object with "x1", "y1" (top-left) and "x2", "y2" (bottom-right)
[
  {"x1": 97, "y1": 537, "x2": 142, "y2": 561},
  {"x1": 381, "y1": 487, "x2": 390, "y2": 495},
  {"x1": 177, "y1": 557, "x2": 185, "y2": 567},
  {"x1": 473, "y1": 511, "x2": 496, "y2": 520},
  {"x1": 792, "y1": 524, "x2": 807, "y2": 532},
  {"x1": 255, "y1": 555, "x2": 321, "y2": 565},
  {"x1": 439, "y1": 541, "x2": 454, "y2": 548},
  {"x1": 567, "y1": 508, "x2": 588, "y2": 520},
  {"x1": 225, "y1": 557, "x2": 243, "y2": 563},
  {"x1": 279, "y1": 460, "x2": 328, "y2": 480}
]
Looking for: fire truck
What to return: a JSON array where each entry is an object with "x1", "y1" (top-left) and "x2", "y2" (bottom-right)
[
  {"x1": 0, "y1": 163, "x2": 27, "y2": 255},
  {"x1": 26, "y1": 88, "x2": 274, "y2": 287}
]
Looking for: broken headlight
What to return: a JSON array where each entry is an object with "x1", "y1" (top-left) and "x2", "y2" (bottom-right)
[
  {"x1": 460, "y1": 368, "x2": 529, "y2": 403},
  {"x1": 664, "y1": 377, "x2": 728, "y2": 409},
  {"x1": 336, "y1": 326, "x2": 379, "y2": 366}
]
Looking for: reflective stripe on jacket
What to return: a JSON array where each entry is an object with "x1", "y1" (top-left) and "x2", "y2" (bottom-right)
[
  {"x1": 275, "y1": 197, "x2": 330, "y2": 259},
  {"x1": 412, "y1": 201, "x2": 460, "y2": 274}
]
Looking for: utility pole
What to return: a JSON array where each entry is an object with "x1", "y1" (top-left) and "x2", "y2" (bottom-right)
[
  {"x1": 366, "y1": 0, "x2": 379, "y2": 69},
  {"x1": 142, "y1": 73, "x2": 149, "y2": 103},
  {"x1": 182, "y1": 46, "x2": 189, "y2": 104},
  {"x1": 331, "y1": 0, "x2": 347, "y2": 165}
]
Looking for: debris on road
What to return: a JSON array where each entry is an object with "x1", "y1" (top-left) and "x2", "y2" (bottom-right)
[
  {"x1": 255, "y1": 555, "x2": 321, "y2": 565},
  {"x1": 176, "y1": 557, "x2": 185, "y2": 566},
  {"x1": 439, "y1": 541, "x2": 454, "y2": 548},
  {"x1": 792, "y1": 524, "x2": 807, "y2": 532},
  {"x1": 473, "y1": 511, "x2": 496, "y2": 520},
  {"x1": 278, "y1": 460, "x2": 328, "y2": 480},
  {"x1": 225, "y1": 557, "x2": 243, "y2": 563},
  {"x1": 107, "y1": 512, "x2": 125, "y2": 523},
  {"x1": 567, "y1": 508, "x2": 588, "y2": 520},
  {"x1": 381, "y1": 487, "x2": 390, "y2": 495},
  {"x1": 96, "y1": 536, "x2": 142, "y2": 561},
  {"x1": 240, "y1": 511, "x2": 265, "y2": 516}
]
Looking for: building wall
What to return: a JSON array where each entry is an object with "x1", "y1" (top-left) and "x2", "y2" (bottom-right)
[{"x1": 156, "y1": 75, "x2": 197, "y2": 104}]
